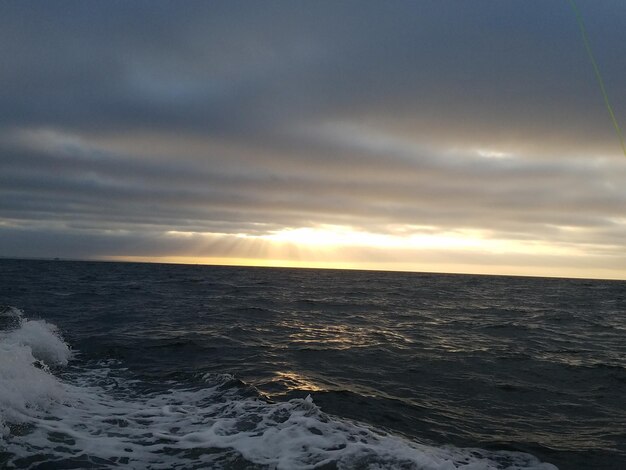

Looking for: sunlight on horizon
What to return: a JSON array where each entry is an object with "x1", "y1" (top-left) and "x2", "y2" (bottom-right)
[
  {"x1": 98, "y1": 224, "x2": 626, "y2": 280},
  {"x1": 162, "y1": 225, "x2": 584, "y2": 256},
  {"x1": 239, "y1": 225, "x2": 582, "y2": 257}
]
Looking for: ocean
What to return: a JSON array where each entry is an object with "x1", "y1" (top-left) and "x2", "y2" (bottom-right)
[{"x1": 0, "y1": 259, "x2": 624, "y2": 469}]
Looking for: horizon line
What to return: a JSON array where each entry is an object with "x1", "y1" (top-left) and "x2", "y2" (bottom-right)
[{"x1": 1, "y1": 255, "x2": 624, "y2": 283}]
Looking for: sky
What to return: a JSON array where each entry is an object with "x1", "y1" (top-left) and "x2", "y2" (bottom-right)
[{"x1": 1, "y1": 0, "x2": 625, "y2": 280}]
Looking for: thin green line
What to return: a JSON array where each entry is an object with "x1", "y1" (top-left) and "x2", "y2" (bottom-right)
[{"x1": 568, "y1": 0, "x2": 626, "y2": 157}]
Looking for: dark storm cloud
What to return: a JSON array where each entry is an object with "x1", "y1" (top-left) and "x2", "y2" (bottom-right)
[
  {"x1": 1, "y1": 0, "x2": 625, "y2": 275},
  {"x1": 1, "y1": 1, "x2": 624, "y2": 143}
]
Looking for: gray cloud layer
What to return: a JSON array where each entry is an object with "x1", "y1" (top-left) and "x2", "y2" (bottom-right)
[{"x1": 1, "y1": 0, "x2": 625, "y2": 277}]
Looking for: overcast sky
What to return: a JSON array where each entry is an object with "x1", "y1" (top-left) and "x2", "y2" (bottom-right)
[{"x1": 1, "y1": 0, "x2": 625, "y2": 279}]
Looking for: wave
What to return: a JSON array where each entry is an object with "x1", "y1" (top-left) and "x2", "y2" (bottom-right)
[
  {"x1": 0, "y1": 307, "x2": 557, "y2": 469},
  {"x1": 0, "y1": 307, "x2": 71, "y2": 437}
]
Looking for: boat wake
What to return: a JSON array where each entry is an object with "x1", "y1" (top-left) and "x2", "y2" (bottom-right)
[{"x1": 0, "y1": 307, "x2": 557, "y2": 469}]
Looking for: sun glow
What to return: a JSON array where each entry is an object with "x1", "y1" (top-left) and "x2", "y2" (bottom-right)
[
  {"x1": 262, "y1": 225, "x2": 503, "y2": 252},
  {"x1": 162, "y1": 224, "x2": 584, "y2": 258},
  {"x1": 100, "y1": 224, "x2": 619, "y2": 280},
  {"x1": 263, "y1": 226, "x2": 402, "y2": 248}
]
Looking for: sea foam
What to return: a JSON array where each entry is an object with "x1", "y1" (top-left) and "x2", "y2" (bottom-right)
[
  {"x1": 0, "y1": 307, "x2": 558, "y2": 469},
  {"x1": 0, "y1": 307, "x2": 70, "y2": 436}
]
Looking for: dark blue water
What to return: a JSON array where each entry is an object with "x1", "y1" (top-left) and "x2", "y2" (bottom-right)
[{"x1": 1, "y1": 259, "x2": 625, "y2": 469}]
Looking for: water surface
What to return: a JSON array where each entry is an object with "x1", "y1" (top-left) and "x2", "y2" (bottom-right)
[{"x1": 1, "y1": 259, "x2": 624, "y2": 469}]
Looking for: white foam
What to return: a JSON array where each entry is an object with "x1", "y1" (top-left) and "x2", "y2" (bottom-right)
[
  {"x1": 2, "y1": 319, "x2": 72, "y2": 366},
  {"x1": 0, "y1": 308, "x2": 70, "y2": 436},
  {"x1": 0, "y1": 308, "x2": 558, "y2": 469},
  {"x1": 0, "y1": 307, "x2": 72, "y2": 366},
  {"x1": 2, "y1": 377, "x2": 558, "y2": 469}
]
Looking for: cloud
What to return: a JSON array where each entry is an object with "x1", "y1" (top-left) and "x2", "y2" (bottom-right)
[
  {"x1": 0, "y1": 1, "x2": 625, "y2": 278},
  {"x1": 1, "y1": 127, "x2": 624, "y2": 245},
  {"x1": 1, "y1": 2, "x2": 625, "y2": 145}
]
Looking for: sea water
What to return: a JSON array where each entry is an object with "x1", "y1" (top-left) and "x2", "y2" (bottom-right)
[{"x1": 0, "y1": 259, "x2": 624, "y2": 469}]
